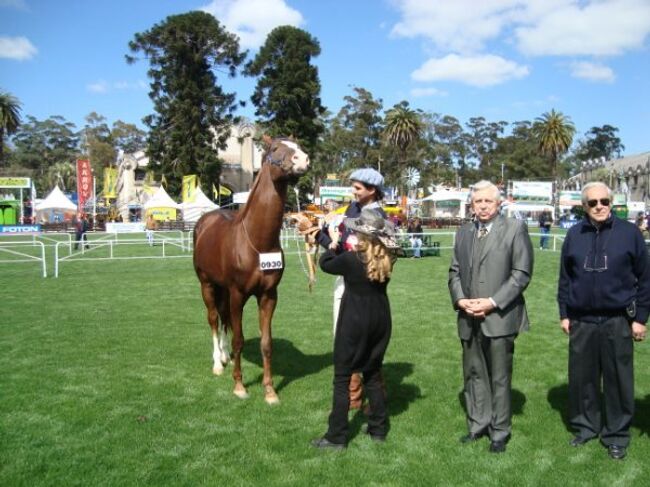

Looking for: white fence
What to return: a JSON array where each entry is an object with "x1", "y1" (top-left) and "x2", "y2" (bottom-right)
[{"x1": 0, "y1": 240, "x2": 47, "y2": 277}]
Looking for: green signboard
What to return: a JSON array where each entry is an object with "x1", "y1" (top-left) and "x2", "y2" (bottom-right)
[{"x1": 0, "y1": 177, "x2": 31, "y2": 188}]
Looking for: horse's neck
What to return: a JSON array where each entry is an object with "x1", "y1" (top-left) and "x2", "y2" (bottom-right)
[{"x1": 240, "y1": 166, "x2": 287, "y2": 250}]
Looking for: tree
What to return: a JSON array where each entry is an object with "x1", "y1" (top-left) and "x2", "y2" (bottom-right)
[
  {"x1": 490, "y1": 121, "x2": 549, "y2": 181},
  {"x1": 244, "y1": 26, "x2": 325, "y2": 154},
  {"x1": 111, "y1": 120, "x2": 146, "y2": 154},
  {"x1": 0, "y1": 91, "x2": 22, "y2": 165},
  {"x1": 126, "y1": 11, "x2": 246, "y2": 195},
  {"x1": 575, "y1": 124, "x2": 625, "y2": 161},
  {"x1": 80, "y1": 112, "x2": 116, "y2": 184},
  {"x1": 383, "y1": 101, "x2": 423, "y2": 194},
  {"x1": 10, "y1": 115, "x2": 80, "y2": 191},
  {"x1": 533, "y1": 109, "x2": 576, "y2": 186},
  {"x1": 465, "y1": 116, "x2": 508, "y2": 170}
]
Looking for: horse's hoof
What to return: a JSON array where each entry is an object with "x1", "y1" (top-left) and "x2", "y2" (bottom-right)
[
  {"x1": 233, "y1": 386, "x2": 249, "y2": 399},
  {"x1": 220, "y1": 356, "x2": 231, "y2": 367},
  {"x1": 265, "y1": 393, "x2": 280, "y2": 405},
  {"x1": 212, "y1": 366, "x2": 224, "y2": 376}
]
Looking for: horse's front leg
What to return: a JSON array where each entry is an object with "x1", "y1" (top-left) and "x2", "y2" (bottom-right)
[
  {"x1": 229, "y1": 289, "x2": 248, "y2": 399},
  {"x1": 258, "y1": 289, "x2": 279, "y2": 405}
]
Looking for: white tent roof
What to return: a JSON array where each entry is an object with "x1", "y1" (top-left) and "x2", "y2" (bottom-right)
[
  {"x1": 143, "y1": 186, "x2": 180, "y2": 209},
  {"x1": 421, "y1": 190, "x2": 470, "y2": 202},
  {"x1": 34, "y1": 186, "x2": 77, "y2": 212},
  {"x1": 180, "y1": 186, "x2": 218, "y2": 210}
]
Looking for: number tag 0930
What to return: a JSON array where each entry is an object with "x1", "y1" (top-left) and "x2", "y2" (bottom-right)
[{"x1": 259, "y1": 252, "x2": 283, "y2": 271}]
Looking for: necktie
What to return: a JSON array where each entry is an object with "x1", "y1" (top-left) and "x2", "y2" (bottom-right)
[{"x1": 479, "y1": 224, "x2": 488, "y2": 239}]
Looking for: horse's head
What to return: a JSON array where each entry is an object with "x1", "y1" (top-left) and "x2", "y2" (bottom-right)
[{"x1": 262, "y1": 136, "x2": 310, "y2": 180}]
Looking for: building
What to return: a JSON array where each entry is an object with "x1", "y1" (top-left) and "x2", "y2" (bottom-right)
[
  {"x1": 579, "y1": 152, "x2": 650, "y2": 205},
  {"x1": 114, "y1": 122, "x2": 264, "y2": 220}
]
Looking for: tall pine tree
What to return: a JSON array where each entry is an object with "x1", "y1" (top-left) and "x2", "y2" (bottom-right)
[
  {"x1": 244, "y1": 25, "x2": 325, "y2": 154},
  {"x1": 126, "y1": 11, "x2": 245, "y2": 196}
]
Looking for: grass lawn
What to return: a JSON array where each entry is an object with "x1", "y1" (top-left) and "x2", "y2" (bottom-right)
[{"x1": 1, "y1": 243, "x2": 649, "y2": 486}]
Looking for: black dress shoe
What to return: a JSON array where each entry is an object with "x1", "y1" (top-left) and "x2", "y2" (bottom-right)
[
  {"x1": 489, "y1": 440, "x2": 507, "y2": 453},
  {"x1": 460, "y1": 432, "x2": 486, "y2": 444},
  {"x1": 310, "y1": 437, "x2": 346, "y2": 450},
  {"x1": 608, "y1": 445, "x2": 626, "y2": 460},
  {"x1": 569, "y1": 436, "x2": 593, "y2": 447}
]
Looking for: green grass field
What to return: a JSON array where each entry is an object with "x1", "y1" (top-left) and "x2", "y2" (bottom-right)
[{"x1": 1, "y1": 241, "x2": 649, "y2": 486}]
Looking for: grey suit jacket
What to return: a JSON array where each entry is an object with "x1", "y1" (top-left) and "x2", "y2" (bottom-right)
[{"x1": 448, "y1": 215, "x2": 534, "y2": 340}]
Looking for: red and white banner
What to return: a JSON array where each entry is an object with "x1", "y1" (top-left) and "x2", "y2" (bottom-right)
[{"x1": 76, "y1": 159, "x2": 93, "y2": 211}]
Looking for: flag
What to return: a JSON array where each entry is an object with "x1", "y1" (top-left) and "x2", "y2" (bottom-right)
[
  {"x1": 219, "y1": 184, "x2": 232, "y2": 196},
  {"x1": 76, "y1": 159, "x2": 93, "y2": 210},
  {"x1": 103, "y1": 167, "x2": 117, "y2": 198},
  {"x1": 182, "y1": 175, "x2": 198, "y2": 202},
  {"x1": 161, "y1": 174, "x2": 167, "y2": 189}
]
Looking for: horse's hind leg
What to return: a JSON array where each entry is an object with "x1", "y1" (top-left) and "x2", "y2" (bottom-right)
[
  {"x1": 200, "y1": 282, "x2": 228, "y2": 376},
  {"x1": 258, "y1": 289, "x2": 279, "y2": 405}
]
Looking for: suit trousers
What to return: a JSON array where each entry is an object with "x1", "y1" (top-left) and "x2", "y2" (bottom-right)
[
  {"x1": 325, "y1": 368, "x2": 387, "y2": 444},
  {"x1": 462, "y1": 325, "x2": 515, "y2": 442},
  {"x1": 568, "y1": 316, "x2": 634, "y2": 447}
]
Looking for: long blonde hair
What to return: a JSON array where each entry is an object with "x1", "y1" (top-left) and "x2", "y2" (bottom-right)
[{"x1": 356, "y1": 234, "x2": 396, "y2": 283}]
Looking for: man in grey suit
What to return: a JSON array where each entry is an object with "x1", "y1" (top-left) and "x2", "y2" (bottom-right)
[{"x1": 448, "y1": 180, "x2": 534, "y2": 453}]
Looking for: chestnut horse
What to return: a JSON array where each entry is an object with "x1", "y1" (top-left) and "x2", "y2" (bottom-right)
[{"x1": 193, "y1": 136, "x2": 309, "y2": 404}]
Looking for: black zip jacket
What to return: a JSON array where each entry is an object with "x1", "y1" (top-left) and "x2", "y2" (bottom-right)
[{"x1": 558, "y1": 215, "x2": 650, "y2": 323}]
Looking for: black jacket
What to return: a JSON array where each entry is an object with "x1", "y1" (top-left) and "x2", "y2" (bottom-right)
[{"x1": 557, "y1": 215, "x2": 650, "y2": 323}]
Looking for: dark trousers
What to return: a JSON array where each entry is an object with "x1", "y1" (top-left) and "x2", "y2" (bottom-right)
[
  {"x1": 569, "y1": 316, "x2": 634, "y2": 446},
  {"x1": 462, "y1": 327, "x2": 515, "y2": 442},
  {"x1": 325, "y1": 368, "x2": 387, "y2": 444},
  {"x1": 74, "y1": 232, "x2": 88, "y2": 250}
]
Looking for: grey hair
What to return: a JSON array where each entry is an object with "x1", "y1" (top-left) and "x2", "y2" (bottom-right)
[
  {"x1": 581, "y1": 182, "x2": 613, "y2": 205},
  {"x1": 470, "y1": 180, "x2": 501, "y2": 201}
]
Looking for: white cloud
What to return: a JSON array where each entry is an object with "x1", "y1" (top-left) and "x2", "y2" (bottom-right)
[
  {"x1": 200, "y1": 0, "x2": 304, "y2": 49},
  {"x1": 411, "y1": 54, "x2": 529, "y2": 87},
  {"x1": 410, "y1": 86, "x2": 448, "y2": 97},
  {"x1": 87, "y1": 80, "x2": 147, "y2": 94},
  {"x1": 87, "y1": 80, "x2": 109, "y2": 94},
  {"x1": 0, "y1": 0, "x2": 28, "y2": 10},
  {"x1": 516, "y1": 0, "x2": 650, "y2": 56},
  {"x1": 0, "y1": 35, "x2": 37, "y2": 60},
  {"x1": 390, "y1": 0, "x2": 650, "y2": 57},
  {"x1": 569, "y1": 61, "x2": 615, "y2": 82}
]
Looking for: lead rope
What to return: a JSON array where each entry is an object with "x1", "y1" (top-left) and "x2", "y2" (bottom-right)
[{"x1": 241, "y1": 219, "x2": 261, "y2": 255}]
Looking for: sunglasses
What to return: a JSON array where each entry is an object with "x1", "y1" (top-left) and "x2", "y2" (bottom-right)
[{"x1": 586, "y1": 198, "x2": 610, "y2": 208}]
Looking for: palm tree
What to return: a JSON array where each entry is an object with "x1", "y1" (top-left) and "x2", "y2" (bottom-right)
[
  {"x1": 533, "y1": 109, "x2": 575, "y2": 187},
  {"x1": 383, "y1": 102, "x2": 422, "y2": 195},
  {"x1": 0, "y1": 91, "x2": 22, "y2": 164}
]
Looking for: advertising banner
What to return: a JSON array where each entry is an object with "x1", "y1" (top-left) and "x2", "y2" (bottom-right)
[
  {"x1": 182, "y1": 175, "x2": 197, "y2": 203},
  {"x1": 511, "y1": 181, "x2": 553, "y2": 203},
  {"x1": 103, "y1": 167, "x2": 117, "y2": 198},
  {"x1": 319, "y1": 185, "x2": 353, "y2": 200},
  {"x1": 559, "y1": 190, "x2": 581, "y2": 207},
  {"x1": 0, "y1": 224, "x2": 41, "y2": 234},
  {"x1": 0, "y1": 177, "x2": 31, "y2": 188},
  {"x1": 76, "y1": 159, "x2": 94, "y2": 210}
]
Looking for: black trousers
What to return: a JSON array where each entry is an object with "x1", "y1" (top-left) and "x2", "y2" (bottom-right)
[
  {"x1": 325, "y1": 368, "x2": 387, "y2": 444},
  {"x1": 569, "y1": 316, "x2": 634, "y2": 446}
]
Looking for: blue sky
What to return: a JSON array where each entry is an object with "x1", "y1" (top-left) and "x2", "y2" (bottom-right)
[{"x1": 1, "y1": 0, "x2": 649, "y2": 156}]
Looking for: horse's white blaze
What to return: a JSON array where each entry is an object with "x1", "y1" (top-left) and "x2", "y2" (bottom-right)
[{"x1": 281, "y1": 140, "x2": 309, "y2": 172}]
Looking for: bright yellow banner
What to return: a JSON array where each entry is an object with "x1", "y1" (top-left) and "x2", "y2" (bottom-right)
[
  {"x1": 147, "y1": 207, "x2": 176, "y2": 221},
  {"x1": 103, "y1": 167, "x2": 117, "y2": 198},
  {"x1": 219, "y1": 184, "x2": 232, "y2": 196},
  {"x1": 182, "y1": 175, "x2": 197, "y2": 202}
]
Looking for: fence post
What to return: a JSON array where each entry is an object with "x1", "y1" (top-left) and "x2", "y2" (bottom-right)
[
  {"x1": 55, "y1": 242, "x2": 59, "y2": 278},
  {"x1": 110, "y1": 240, "x2": 113, "y2": 259}
]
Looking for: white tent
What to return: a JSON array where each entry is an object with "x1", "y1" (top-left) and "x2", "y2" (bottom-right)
[
  {"x1": 421, "y1": 190, "x2": 470, "y2": 218},
  {"x1": 180, "y1": 186, "x2": 219, "y2": 222},
  {"x1": 33, "y1": 186, "x2": 77, "y2": 223},
  {"x1": 143, "y1": 186, "x2": 180, "y2": 210},
  {"x1": 34, "y1": 186, "x2": 77, "y2": 212},
  {"x1": 502, "y1": 201, "x2": 554, "y2": 223},
  {"x1": 143, "y1": 186, "x2": 180, "y2": 220}
]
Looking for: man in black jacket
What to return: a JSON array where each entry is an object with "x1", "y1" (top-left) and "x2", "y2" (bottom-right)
[{"x1": 558, "y1": 182, "x2": 650, "y2": 460}]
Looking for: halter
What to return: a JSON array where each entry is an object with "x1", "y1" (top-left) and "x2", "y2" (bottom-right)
[{"x1": 265, "y1": 139, "x2": 298, "y2": 167}]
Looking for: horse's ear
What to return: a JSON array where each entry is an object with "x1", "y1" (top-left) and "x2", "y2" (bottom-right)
[{"x1": 262, "y1": 134, "x2": 273, "y2": 147}]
